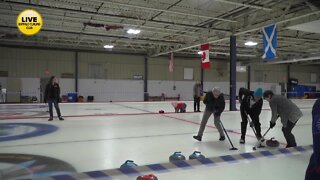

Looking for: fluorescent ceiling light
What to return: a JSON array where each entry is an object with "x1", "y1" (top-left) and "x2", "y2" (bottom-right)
[
  {"x1": 127, "y1": 29, "x2": 141, "y2": 34},
  {"x1": 244, "y1": 41, "x2": 258, "y2": 46},
  {"x1": 197, "y1": 51, "x2": 202, "y2": 54},
  {"x1": 104, "y1": 45, "x2": 114, "y2": 49}
]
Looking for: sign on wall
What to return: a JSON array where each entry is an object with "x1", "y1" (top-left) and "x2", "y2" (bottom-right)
[
  {"x1": 184, "y1": 68, "x2": 194, "y2": 80},
  {"x1": 311, "y1": 73, "x2": 317, "y2": 83}
]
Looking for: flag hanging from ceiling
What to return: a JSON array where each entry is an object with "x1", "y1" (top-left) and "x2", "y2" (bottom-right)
[
  {"x1": 262, "y1": 24, "x2": 277, "y2": 60},
  {"x1": 200, "y1": 43, "x2": 211, "y2": 69},
  {"x1": 168, "y1": 51, "x2": 174, "y2": 72}
]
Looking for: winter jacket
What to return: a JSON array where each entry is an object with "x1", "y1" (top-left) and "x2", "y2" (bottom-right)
[
  {"x1": 305, "y1": 99, "x2": 320, "y2": 180},
  {"x1": 269, "y1": 95, "x2": 303, "y2": 127},
  {"x1": 239, "y1": 87, "x2": 263, "y2": 116},
  {"x1": 193, "y1": 83, "x2": 201, "y2": 97},
  {"x1": 203, "y1": 91, "x2": 225, "y2": 115},
  {"x1": 44, "y1": 83, "x2": 61, "y2": 101}
]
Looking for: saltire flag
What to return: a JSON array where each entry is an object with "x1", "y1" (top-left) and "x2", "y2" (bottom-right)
[
  {"x1": 262, "y1": 24, "x2": 277, "y2": 60},
  {"x1": 200, "y1": 43, "x2": 211, "y2": 69},
  {"x1": 168, "y1": 51, "x2": 174, "y2": 72}
]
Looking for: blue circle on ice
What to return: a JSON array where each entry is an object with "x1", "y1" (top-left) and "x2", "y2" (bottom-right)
[{"x1": 0, "y1": 123, "x2": 58, "y2": 141}]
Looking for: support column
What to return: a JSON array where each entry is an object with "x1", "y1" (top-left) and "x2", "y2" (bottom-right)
[
  {"x1": 144, "y1": 57, "x2": 148, "y2": 101},
  {"x1": 287, "y1": 65, "x2": 290, "y2": 98},
  {"x1": 247, "y1": 65, "x2": 251, "y2": 90},
  {"x1": 230, "y1": 35, "x2": 237, "y2": 111},
  {"x1": 75, "y1": 51, "x2": 78, "y2": 94},
  {"x1": 200, "y1": 66, "x2": 204, "y2": 95}
]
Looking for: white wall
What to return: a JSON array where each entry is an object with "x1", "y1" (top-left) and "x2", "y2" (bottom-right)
[
  {"x1": 0, "y1": 77, "x2": 298, "y2": 102},
  {"x1": 20, "y1": 78, "x2": 40, "y2": 101},
  {"x1": 250, "y1": 82, "x2": 281, "y2": 94},
  {"x1": 77, "y1": 79, "x2": 144, "y2": 102},
  {"x1": 148, "y1": 80, "x2": 195, "y2": 100},
  {"x1": 203, "y1": 82, "x2": 247, "y2": 95},
  {"x1": 59, "y1": 78, "x2": 75, "y2": 95},
  {"x1": 148, "y1": 81, "x2": 281, "y2": 101}
]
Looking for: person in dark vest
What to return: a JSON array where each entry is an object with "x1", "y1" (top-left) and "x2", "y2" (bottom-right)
[
  {"x1": 239, "y1": 87, "x2": 264, "y2": 144},
  {"x1": 305, "y1": 99, "x2": 320, "y2": 180},
  {"x1": 44, "y1": 76, "x2": 64, "y2": 121},
  {"x1": 263, "y1": 90, "x2": 302, "y2": 148},
  {"x1": 193, "y1": 81, "x2": 202, "y2": 112},
  {"x1": 193, "y1": 87, "x2": 225, "y2": 141}
]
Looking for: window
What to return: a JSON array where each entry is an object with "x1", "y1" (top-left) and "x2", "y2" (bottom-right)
[{"x1": 88, "y1": 64, "x2": 104, "y2": 79}]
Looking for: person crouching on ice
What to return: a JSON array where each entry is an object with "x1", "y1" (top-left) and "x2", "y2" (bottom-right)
[{"x1": 171, "y1": 101, "x2": 187, "y2": 113}]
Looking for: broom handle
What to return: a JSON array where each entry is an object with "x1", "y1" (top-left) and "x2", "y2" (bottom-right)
[{"x1": 262, "y1": 127, "x2": 271, "y2": 138}]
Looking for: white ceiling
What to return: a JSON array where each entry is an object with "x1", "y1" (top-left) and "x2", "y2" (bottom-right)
[{"x1": 288, "y1": 20, "x2": 320, "y2": 34}]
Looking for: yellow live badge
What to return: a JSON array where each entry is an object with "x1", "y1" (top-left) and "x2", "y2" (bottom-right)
[{"x1": 16, "y1": 9, "x2": 43, "y2": 36}]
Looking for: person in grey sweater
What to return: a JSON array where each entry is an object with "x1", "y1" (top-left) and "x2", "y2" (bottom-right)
[
  {"x1": 263, "y1": 90, "x2": 303, "y2": 148},
  {"x1": 193, "y1": 87, "x2": 225, "y2": 142}
]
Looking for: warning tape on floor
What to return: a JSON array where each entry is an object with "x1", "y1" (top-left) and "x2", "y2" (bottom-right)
[{"x1": 37, "y1": 145, "x2": 313, "y2": 180}]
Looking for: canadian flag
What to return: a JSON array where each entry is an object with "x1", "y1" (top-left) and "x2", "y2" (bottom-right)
[{"x1": 200, "y1": 43, "x2": 211, "y2": 69}]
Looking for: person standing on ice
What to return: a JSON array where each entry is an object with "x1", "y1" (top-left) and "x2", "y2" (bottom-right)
[
  {"x1": 193, "y1": 87, "x2": 225, "y2": 142},
  {"x1": 238, "y1": 87, "x2": 264, "y2": 144},
  {"x1": 193, "y1": 81, "x2": 202, "y2": 112},
  {"x1": 305, "y1": 98, "x2": 320, "y2": 180},
  {"x1": 263, "y1": 90, "x2": 302, "y2": 148},
  {"x1": 44, "y1": 76, "x2": 64, "y2": 121}
]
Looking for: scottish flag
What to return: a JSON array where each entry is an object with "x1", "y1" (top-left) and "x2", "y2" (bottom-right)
[{"x1": 262, "y1": 24, "x2": 277, "y2": 60}]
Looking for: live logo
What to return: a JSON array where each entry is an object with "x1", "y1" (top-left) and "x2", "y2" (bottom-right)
[{"x1": 21, "y1": 17, "x2": 38, "y2": 22}]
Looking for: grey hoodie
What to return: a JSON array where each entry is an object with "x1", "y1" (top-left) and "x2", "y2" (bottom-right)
[{"x1": 269, "y1": 95, "x2": 303, "y2": 127}]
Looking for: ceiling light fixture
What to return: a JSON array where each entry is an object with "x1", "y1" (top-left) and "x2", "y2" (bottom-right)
[
  {"x1": 244, "y1": 41, "x2": 258, "y2": 46},
  {"x1": 104, "y1": 45, "x2": 114, "y2": 49},
  {"x1": 127, "y1": 29, "x2": 141, "y2": 35}
]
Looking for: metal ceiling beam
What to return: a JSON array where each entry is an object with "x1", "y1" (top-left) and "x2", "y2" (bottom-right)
[
  {"x1": 186, "y1": 50, "x2": 257, "y2": 57},
  {"x1": 0, "y1": 25, "x2": 185, "y2": 45},
  {"x1": 2, "y1": 1, "x2": 230, "y2": 33},
  {"x1": 266, "y1": 56, "x2": 320, "y2": 64},
  {"x1": 213, "y1": 0, "x2": 272, "y2": 11},
  {"x1": 153, "y1": 10, "x2": 320, "y2": 56},
  {"x1": 98, "y1": 0, "x2": 236, "y2": 22},
  {"x1": 0, "y1": 9, "x2": 203, "y2": 37},
  {"x1": 0, "y1": 42, "x2": 149, "y2": 55}
]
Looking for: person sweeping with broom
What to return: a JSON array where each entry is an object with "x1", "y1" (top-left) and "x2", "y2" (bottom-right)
[
  {"x1": 263, "y1": 90, "x2": 303, "y2": 148},
  {"x1": 193, "y1": 87, "x2": 225, "y2": 142},
  {"x1": 239, "y1": 87, "x2": 264, "y2": 144}
]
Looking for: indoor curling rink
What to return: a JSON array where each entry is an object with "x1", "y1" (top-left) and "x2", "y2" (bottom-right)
[{"x1": 0, "y1": 99, "x2": 316, "y2": 180}]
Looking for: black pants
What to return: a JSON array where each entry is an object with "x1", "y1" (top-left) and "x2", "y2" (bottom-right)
[
  {"x1": 194, "y1": 96, "x2": 200, "y2": 111},
  {"x1": 48, "y1": 99, "x2": 62, "y2": 117},
  {"x1": 282, "y1": 121, "x2": 297, "y2": 147},
  {"x1": 240, "y1": 105, "x2": 261, "y2": 139}
]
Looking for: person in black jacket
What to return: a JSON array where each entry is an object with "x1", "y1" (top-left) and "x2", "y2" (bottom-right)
[
  {"x1": 193, "y1": 87, "x2": 225, "y2": 141},
  {"x1": 44, "y1": 76, "x2": 64, "y2": 121},
  {"x1": 239, "y1": 87, "x2": 263, "y2": 144},
  {"x1": 193, "y1": 81, "x2": 202, "y2": 112}
]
